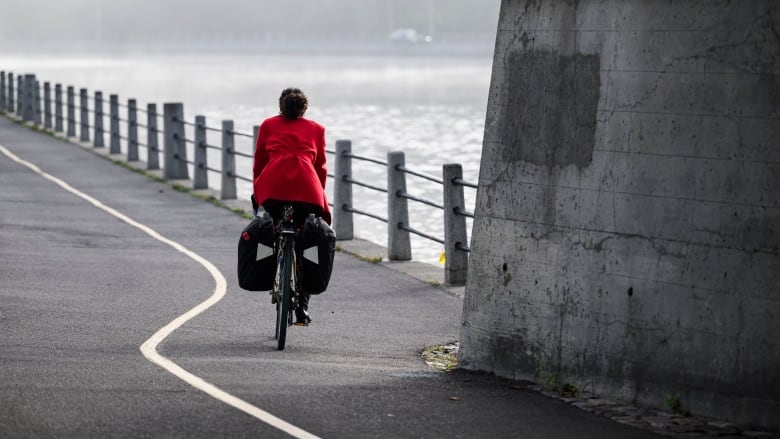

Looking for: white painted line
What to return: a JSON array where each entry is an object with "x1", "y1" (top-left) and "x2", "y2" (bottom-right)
[{"x1": 0, "y1": 144, "x2": 320, "y2": 439}]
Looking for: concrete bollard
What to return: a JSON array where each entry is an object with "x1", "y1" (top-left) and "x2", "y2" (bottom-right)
[
  {"x1": 7, "y1": 72, "x2": 14, "y2": 113},
  {"x1": 43, "y1": 82, "x2": 52, "y2": 129},
  {"x1": 193, "y1": 115, "x2": 208, "y2": 189},
  {"x1": 332, "y1": 139, "x2": 354, "y2": 239},
  {"x1": 109, "y1": 94, "x2": 120, "y2": 154},
  {"x1": 22, "y1": 74, "x2": 35, "y2": 122},
  {"x1": 442, "y1": 164, "x2": 469, "y2": 286},
  {"x1": 252, "y1": 125, "x2": 260, "y2": 154},
  {"x1": 79, "y1": 88, "x2": 89, "y2": 142},
  {"x1": 387, "y1": 151, "x2": 412, "y2": 261},
  {"x1": 127, "y1": 99, "x2": 138, "y2": 161},
  {"x1": 33, "y1": 80, "x2": 42, "y2": 126},
  {"x1": 17, "y1": 76, "x2": 23, "y2": 117},
  {"x1": 163, "y1": 103, "x2": 187, "y2": 179},
  {"x1": 0, "y1": 71, "x2": 5, "y2": 111},
  {"x1": 42, "y1": 82, "x2": 51, "y2": 128},
  {"x1": 54, "y1": 84, "x2": 63, "y2": 132},
  {"x1": 66, "y1": 86, "x2": 76, "y2": 137},
  {"x1": 221, "y1": 120, "x2": 237, "y2": 199},
  {"x1": 147, "y1": 103, "x2": 159, "y2": 170},
  {"x1": 94, "y1": 91, "x2": 104, "y2": 148}
]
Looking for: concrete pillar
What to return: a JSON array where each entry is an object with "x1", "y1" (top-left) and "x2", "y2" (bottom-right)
[
  {"x1": 442, "y1": 163, "x2": 468, "y2": 286},
  {"x1": 22, "y1": 74, "x2": 34, "y2": 122},
  {"x1": 332, "y1": 139, "x2": 354, "y2": 239},
  {"x1": 387, "y1": 151, "x2": 411, "y2": 261},
  {"x1": 221, "y1": 120, "x2": 237, "y2": 199},
  {"x1": 43, "y1": 82, "x2": 52, "y2": 129},
  {"x1": 66, "y1": 86, "x2": 76, "y2": 137},
  {"x1": 0, "y1": 71, "x2": 5, "y2": 111},
  {"x1": 7, "y1": 72, "x2": 14, "y2": 113},
  {"x1": 54, "y1": 84, "x2": 63, "y2": 132},
  {"x1": 33, "y1": 80, "x2": 42, "y2": 126},
  {"x1": 147, "y1": 103, "x2": 159, "y2": 170},
  {"x1": 16, "y1": 76, "x2": 23, "y2": 117},
  {"x1": 79, "y1": 88, "x2": 89, "y2": 142},
  {"x1": 163, "y1": 103, "x2": 187, "y2": 179},
  {"x1": 109, "y1": 94, "x2": 120, "y2": 154},
  {"x1": 127, "y1": 99, "x2": 138, "y2": 161},
  {"x1": 460, "y1": 0, "x2": 780, "y2": 430},
  {"x1": 252, "y1": 125, "x2": 260, "y2": 153},
  {"x1": 93, "y1": 91, "x2": 104, "y2": 147},
  {"x1": 193, "y1": 115, "x2": 208, "y2": 189}
]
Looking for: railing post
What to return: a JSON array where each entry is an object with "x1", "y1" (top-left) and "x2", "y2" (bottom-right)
[
  {"x1": 193, "y1": 115, "x2": 208, "y2": 189},
  {"x1": 252, "y1": 125, "x2": 260, "y2": 153},
  {"x1": 0, "y1": 71, "x2": 6, "y2": 111},
  {"x1": 16, "y1": 75, "x2": 23, "y2": 117},
  {"x1": 7, "y1": 72, "x2": 14, "y2": 113},
  {"x1": 127, "y1": 99, "x2": 138, "y2": 161},
  {"x1": 22, "y1": 74, "x2": 34, "y2": 122},
  {"x1": 221, "y1": 119, "x2": 237, "y2": 199},
  {"x1": 110, "y1": 94, "x2": 120, "y2": 154},
  {"x1": 147, "y1": 103, "x2": 159, "y2": 170},
  {"x1": 94, "y1": 91, "x2": 104, "y2": 147},
  {"x1": 54, "y1": 84, "x2": 63, "y2": 132},
  {"x1": 163, "y1": 103, "x2": 187, "y2": 179},
  {"x1": 387, "y1": 151, "x2": 412, "y2": 261},
  {"x1": 33, "y1": 79, "x2": 42, "y2": 126},
  {"x1": 79, "y1": 88, "x2": 89, "y2": 142},
  {"x1": 66, "y1": 86, "x2": 76, "y2": 137},
  {"x1": 443, "y1": 164, "x2": 469, "y2": 285},
  {"x1": 43, "y1": 82, "x2": 52, "y2": 129},
  {"x1": 333, "y1": 139, "x2": 353, "y2": 239}
]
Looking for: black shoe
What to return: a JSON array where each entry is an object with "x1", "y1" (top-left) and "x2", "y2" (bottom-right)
[{"x1": 295, "y1": 307, "x2": 312, "y2": 326}]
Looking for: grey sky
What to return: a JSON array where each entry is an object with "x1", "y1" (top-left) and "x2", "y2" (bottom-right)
[{"x1": 0, "y1": 0, "x2": 500, "y2": 45}]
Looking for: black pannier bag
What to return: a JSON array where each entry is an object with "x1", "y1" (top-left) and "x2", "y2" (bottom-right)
[
  {"x1": 237, "y1": 214, "x2": 276, "y2": 291},
  {"x1": 298, "y1": 215, "x2": 336, "y2": 294}
]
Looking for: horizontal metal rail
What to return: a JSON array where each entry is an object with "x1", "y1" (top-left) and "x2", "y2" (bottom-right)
[
  {"x1": 396, "y1": 165, "x2": 443, "y2": 185},
  {"x1": 204, "y1": 143, "x2": 221, "y2": 151},
  {"x1": 233, "y1": 150, "x2": 253, "y2": 159},
  {"x1": 232, "y1": 130, "x2": 253, "y2": 139},
  {"x1": 455, "y1": 242, "x2": 471, "y2": 253},
  {"x1": 345, "y1": 177, "x2": 387, "y2": 193},
  {"x1": 344, "y1": 205, "x2": 387, "y2": 223},
  {"x1": 345, "y1": 152, "x2": 386, "y2": 166},
  {"x1": 398, "y1": 223, "x2": 445, "y2": 245},
  {"x1": 397, "y1": 190, "x2": 443, "y2": 210},
  {"x1": 454, "y1": 206, "x2": 474, "y2": 219},
  {"x1": 453, "y1": 177, "x2": 478, "y2": 189}
]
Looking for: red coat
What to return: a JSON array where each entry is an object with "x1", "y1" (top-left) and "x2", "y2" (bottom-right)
[{"x1": 252, "y1": 115, "x2": 331, "y2": 224}]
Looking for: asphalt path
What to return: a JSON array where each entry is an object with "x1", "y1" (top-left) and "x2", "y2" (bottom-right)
[{"x1": 0, "y1": 116, "x2": 662, "y2": 438}]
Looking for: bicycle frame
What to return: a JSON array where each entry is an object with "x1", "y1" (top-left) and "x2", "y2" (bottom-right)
[{"x1": 273, "y1": 204, "x2": 301, "y2": 350}]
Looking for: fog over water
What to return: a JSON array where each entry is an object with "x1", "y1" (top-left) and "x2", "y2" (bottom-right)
[{"x1": 1, "y1": 1, "x2": 498, "y2": 264}]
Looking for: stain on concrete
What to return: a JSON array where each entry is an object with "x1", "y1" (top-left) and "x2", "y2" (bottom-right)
[{"x1": 500, "y1": 49, "x2": 600, "y2": 170}]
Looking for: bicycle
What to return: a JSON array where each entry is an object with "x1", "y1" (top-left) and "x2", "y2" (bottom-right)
[{"x1": 272, "y1": 204, "x2": 304, "y2": 351}]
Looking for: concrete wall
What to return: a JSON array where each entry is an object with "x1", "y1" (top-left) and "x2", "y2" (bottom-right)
[{"x1": 460, "y1": 0, "x2": 780, "y2": 429}]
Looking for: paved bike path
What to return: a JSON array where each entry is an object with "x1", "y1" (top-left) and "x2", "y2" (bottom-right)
[{"x1": 0, "y1": 116, "x2": 661, "y2": 438}]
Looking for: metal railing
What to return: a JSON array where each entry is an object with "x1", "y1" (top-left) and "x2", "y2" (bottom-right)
[{"x1": 0, "y1": 69, "x2": 477, "y2": 285}]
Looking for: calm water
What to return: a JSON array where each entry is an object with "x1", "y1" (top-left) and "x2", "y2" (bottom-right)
[{"x1": 3, "y1": 53, "x2": 490, "y2": 264}]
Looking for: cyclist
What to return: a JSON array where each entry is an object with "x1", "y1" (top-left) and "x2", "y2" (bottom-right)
[{"x1": 253, "y1": 87, "x2": 330, "y2": 325}]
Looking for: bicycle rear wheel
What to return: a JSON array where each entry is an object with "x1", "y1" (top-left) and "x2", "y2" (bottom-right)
[{"x1": 276, "y1": 236, "x2": 294, "y2": 350}]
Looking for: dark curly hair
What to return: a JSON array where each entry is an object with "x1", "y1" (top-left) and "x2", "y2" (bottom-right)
[{"x1": 279, "y1": 88, "x2": 308, "y2": 120}]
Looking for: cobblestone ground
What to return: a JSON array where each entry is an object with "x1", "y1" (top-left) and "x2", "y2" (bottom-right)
[{"x1": 527, "y1": 386, "x2": 779, "y2": 439}]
